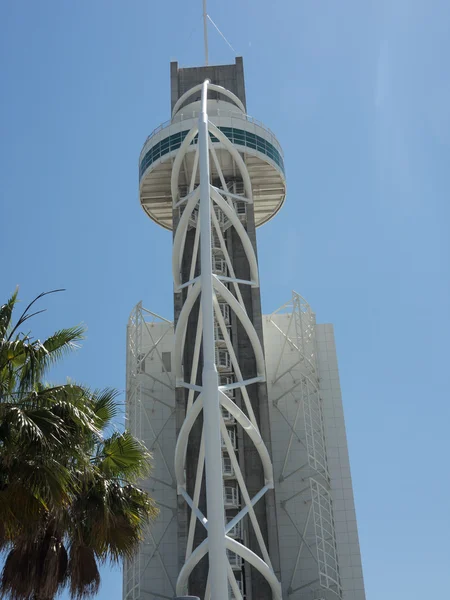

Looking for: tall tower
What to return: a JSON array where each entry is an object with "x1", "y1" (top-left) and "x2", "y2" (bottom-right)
[{"x1": 124, "y1": 58, "x2": 366, "y2": 600}]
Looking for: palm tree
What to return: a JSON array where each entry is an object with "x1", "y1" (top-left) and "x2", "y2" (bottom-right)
[{"x1": 0, "y1": 290, "x2": 158, "y2": 600}]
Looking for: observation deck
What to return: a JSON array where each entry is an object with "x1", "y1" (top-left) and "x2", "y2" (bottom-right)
[{"x1": 139, "y1": 93, "x2": 286, "y2": 230}]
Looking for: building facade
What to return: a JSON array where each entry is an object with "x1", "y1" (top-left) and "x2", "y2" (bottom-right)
[{"x1": 124, "y1": 59, "x2": 365, "y2": 600}]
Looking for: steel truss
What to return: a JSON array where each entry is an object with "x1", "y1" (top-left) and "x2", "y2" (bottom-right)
[
  {"x1": 267, "y1": 293, "x2": 342, "y2": 600},
  {"x1": 125, "y1": 303, "x2": 178, "y2": 600},
  {"x1": 172, "y1": 81, "x2": 282, "y2": 600}
]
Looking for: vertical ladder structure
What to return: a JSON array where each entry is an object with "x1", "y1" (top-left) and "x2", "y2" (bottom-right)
[{"x1": 266, "y1": 294, "x2": 342, "y2": 600}]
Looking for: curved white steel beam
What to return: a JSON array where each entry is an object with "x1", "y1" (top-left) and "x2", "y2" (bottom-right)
[
  {"x1": 220, "y1": 417, "x2": 273, "y2": 569},
  {"x1": 212, "y1": 277, "x2": 266, "y2": 379},
  {"x1": 220, "y1": 391, "x2": 273, "y2": 485},
  {"x1": 211, "y1": 208, "x2": 247, "y2": 312},
  {"x1": 227, "y1": 538, "x2": 282, "y2": 600},
  {"x1": 207, "y1": 121, "x2": 253, "y2": 201},
  {"x1": 209, "y1": 141, "x2": 229, "y2": 192},
  {"x1": 176, "y1": 536, "x2": 282, "y2": 600},
  {"x1": 174, "y1": 389, "x2": 273, "y2": 492},
  {"x1": 173, "y1": 280, "x2": 201, "y2": 379},
  {"x1": 186, "y1": 311, "x2": 202, "y2": 411},
  {"x1": 174, "y1": 393, "x2": 203, "y2": 488},
  {"x1": 187, "y1": 214, "x2": 201, "y2": 294},
  {"x1": 172, "y1": 187, "x2": 201, "y2": 287},
  {"x1": 172, "y1": 82, "x2": 246, "y2": 118},
  {"x1": 211, "y1": 187, "x2": 259, "y2": 286},
  {"x1": 185, "y1": 435, "x2": 205, "y2": 560},
  {"x1": 213, "y1": 292, "x2": 257, "y2": 426},
  {"x1": 189, "y1": 146, "x2": 199, "y2": 192},
  {"x1": 170, "y1": 126, "x2": 199, "y2": 204}
]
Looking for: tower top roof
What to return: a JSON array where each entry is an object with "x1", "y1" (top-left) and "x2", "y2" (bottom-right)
[{"x1": 170, "y1": 57, "x2": 246, "y2": 113}]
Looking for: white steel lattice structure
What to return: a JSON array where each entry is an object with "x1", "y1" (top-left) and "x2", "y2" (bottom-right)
[
  {"x1": 171, "y1": 81, "x2": 282, "y2": 599},
  {"x1": 124, "y1": 57, "x2": 366, "y2": 600},
  {"x1": 125, "y1": 304, "x2": 178, "y2": 600},
  {"x1": 264, "y1": 294, "x2": 342, "y2": 600}
]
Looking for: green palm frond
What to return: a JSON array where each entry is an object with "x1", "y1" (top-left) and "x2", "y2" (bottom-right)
[
  {"x1": 120, "y1": 483, "x2": 159, "y2": 523},
  {"x1": 9, "y1": 457, "x2": 72, "y2": 509},
  {"x1": 89, "y1": 388, "x2": 120, "y2": 429},
  {"x1": 0, "y1": 290, "x2": 19, "y2": 338},
  {"x1": 0, "y1": 384, "x2": 102, "y2": 451},
  {"x1": 17, "y1": 326, "x2": 85, "y2": 393},
  {"x1": 0, "y1": 338, "x2": 26, "y2": 372},
  {"x1": 96, "y1": 431, "x2": 151, "y2": 479},
  {"x1": 0, "y1": 290, "x2": 157, "y2": 600},
  {"x1": 0, "y1": 405, "x2": 62, "y2": 446},
  {"x1": 6, "y1": 289, "x2": 65, "y2": 342},
  {"x1": 0, "y1": 482, "x2": 45, "y2": 540},
  {"x1": 42, "y1": 325, "x2": 85, "y2": 359},
  {"x1": 68, "y1": 477, "x2": 157, "y2": 564},
  {"x1": 0, "y1": 289, "x2": 84, "y2": 395},
  {"x1": 101, "y1": 482, "x2": 158, "y2": 561},
  {"x1": 95, "y1": 515, "x2": 138, "y2": 562},
  {"x1": 40, "y1": 384, "x2": 101, "y2": 440}
]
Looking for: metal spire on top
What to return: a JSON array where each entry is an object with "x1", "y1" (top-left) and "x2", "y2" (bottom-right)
[
  {"x1": 202, "y1": 0, "x2": 237, "y2": 65},
  {"x1": 203, "y1": 0, "x2": 209, "y2": 65}
]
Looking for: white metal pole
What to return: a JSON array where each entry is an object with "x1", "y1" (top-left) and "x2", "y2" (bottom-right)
[
  {"x1": 203, "y1": 0, "x2": 209, "y2": 66},
  {"x1": 198, "y1": 79, "x2": 228, "y2": 598}
]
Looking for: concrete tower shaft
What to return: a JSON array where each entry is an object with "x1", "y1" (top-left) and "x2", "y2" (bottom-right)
[{"x1": 169, "y1": 60, "x2": 283, "y2": 600}]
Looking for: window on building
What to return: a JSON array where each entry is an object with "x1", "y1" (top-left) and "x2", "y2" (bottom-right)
[{"x1": 162, "y1": 351, "x2": 172, "y2": 373}]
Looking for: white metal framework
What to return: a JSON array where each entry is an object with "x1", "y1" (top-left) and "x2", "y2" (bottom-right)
[
  {"x1": 266, "y1": 293, "x2": 342, "y2": 600},
  {"x1": 172, "y1": 81, "x2": 282, "y2": 599},
  {"x1": 125, "y1": 304, "x2": 178, "y2": 600}
]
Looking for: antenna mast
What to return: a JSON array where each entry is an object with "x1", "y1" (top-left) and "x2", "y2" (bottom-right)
[{"x1": 203, "y1": 0, "x2": 209, "y2": 65}]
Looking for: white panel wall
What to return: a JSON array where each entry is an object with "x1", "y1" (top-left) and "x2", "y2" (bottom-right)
[
  {"x1": 124, "y1": 310, "x2": 366, "y2": 600},
  {"x1": 124, "y1": 319, "x2": 178, "y2": 600},
  {"x1": 263, "y1": 313, "x2": 366, "y2": 600},
  {"x1": 315, "y1": 324, "x2": 365, "y2": 600}
]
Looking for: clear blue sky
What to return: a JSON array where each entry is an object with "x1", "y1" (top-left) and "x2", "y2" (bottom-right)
[{"x1": 1, "y1": 1, "x2": 449, "y2": 599}]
